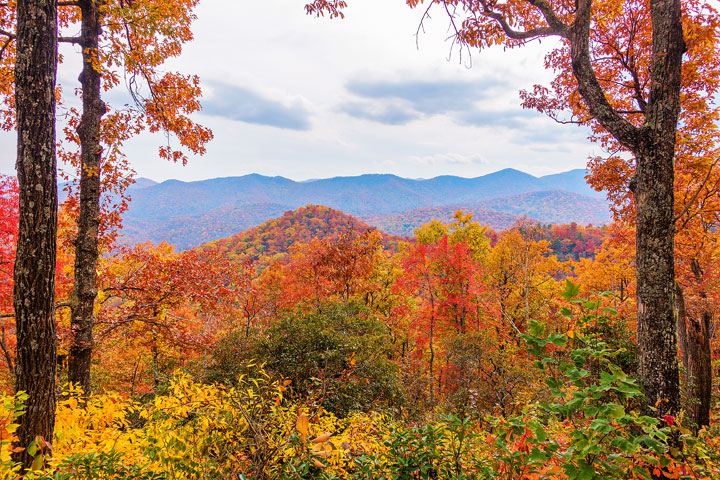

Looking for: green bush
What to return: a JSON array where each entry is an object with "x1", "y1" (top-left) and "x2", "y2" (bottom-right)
[{"x1": 256, "y1": 301, "x2": 402, "y2": 416}]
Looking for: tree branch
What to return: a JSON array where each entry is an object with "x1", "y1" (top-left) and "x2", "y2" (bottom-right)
[
  {"x1": 525, "y1": 0, "x2": 571, "y2": 36},
  {"x1": 674, "y1": 158, "x2": 720, "y2": 228},
  {"x1": 0, "y1": 36, "x2": 12, "y2": 61},
  {"x1": 59, "y1": 36, "x2": 82, "y2": 44},
  {"x1": 476, "y1": 0, "x2": 567, "y2": 40},
  {"x1": 0, "y1": 326, "x2": 13, "y2": 377},
  {"x1": 569, "y1": 0, "x2": 640, "y2": 150}
]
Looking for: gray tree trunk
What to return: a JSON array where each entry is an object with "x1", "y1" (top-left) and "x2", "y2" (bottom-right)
[
  {"x1": 68, "y1": 0, "x2": 106, "y2": 398},
  {"x1": 570, "y1": 0, "x2": 684, "y2": 415},
  {"x1": 12, "y1": 0, "x2": 58, "y2": 470}
]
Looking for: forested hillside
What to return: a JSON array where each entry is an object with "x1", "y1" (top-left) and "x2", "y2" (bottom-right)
[
  {"x1": 364, "y1": 190, "x2": 610, "y2": 237},
  {"x1": 204, "y1": 204, "x2": 407, "y2": 266}
]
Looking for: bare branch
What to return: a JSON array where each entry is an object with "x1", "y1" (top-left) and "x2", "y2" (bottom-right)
[
  {"x1": 59, "y1": 36, "x2": 82, "y2": 44},
  {"x1": 674, "y1": 158, "x2": 720, "y2": 228}
]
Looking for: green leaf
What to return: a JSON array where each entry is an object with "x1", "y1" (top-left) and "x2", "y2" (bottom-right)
[
  {"x1": 30, "y1": 452, "x2": 43, "y2": 471},
  {"x1": 578, "y1": 460, "x2": 596, "y2": 480},
  {"x1": 607, "y1": 404, "x2": 625, "y2": 419},
  {"x1": 26, "y1": 439, "x2": 37, "y2": 457},
  {"x1": 560, "y1": 279, "x2": 581, "y2": 300}
]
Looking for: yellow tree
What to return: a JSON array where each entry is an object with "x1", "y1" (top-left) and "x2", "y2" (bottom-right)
[
  {"x1": 573, "y1": 224, "x2": 637, "y2": 321},
  {"x1": 485, "y1": 223, "x2": 566, "y2": 335}
]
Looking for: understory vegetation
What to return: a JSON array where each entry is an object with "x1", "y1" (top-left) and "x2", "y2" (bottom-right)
[
  {"x1": 2, "y1": 199, "x2": 720, "y2": 478},
  {"x1": 2, "y1": 294, "x2": 720, "y2": 479}
]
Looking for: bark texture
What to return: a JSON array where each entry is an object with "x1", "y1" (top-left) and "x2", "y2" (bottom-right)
[
  {"x1": 677, "y1": 262, "x2": 712, "y2": 429},
  {"x1": 633, "y1": 143, "x2": 679, "y2": 415},
  {"x1": 12, "y1": 0, "x2": 58, "y2": 469},
  {"x1": 570, "y1": 0, "x2": 684, "y2": 415},
  {"x1": 685, "y1": 309, "x2": 711, "y2": 428},
  {"x1": 68, "y1": 0, "x2": 106, "y2": 396},
  {"x1": 633, "y1": 0, "x2": 685, "y2": 415}
]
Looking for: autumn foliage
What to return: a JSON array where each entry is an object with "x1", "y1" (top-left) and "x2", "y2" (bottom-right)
[{"x1": 1, "y1": 0, "x2": 720, "y2": 476}]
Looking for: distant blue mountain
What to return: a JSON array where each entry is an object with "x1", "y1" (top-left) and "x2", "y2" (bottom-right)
[{"x1": 113, "y1": 168, "x2": 609, "y2": 249}]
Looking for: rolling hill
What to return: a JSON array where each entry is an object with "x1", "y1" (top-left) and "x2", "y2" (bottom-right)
[
  {"x1": 362, "y1": 191, "x2": 610, "y2": 237},
  {"x1": 205, "y1": 205, "x2": 407, "y2": 265}
]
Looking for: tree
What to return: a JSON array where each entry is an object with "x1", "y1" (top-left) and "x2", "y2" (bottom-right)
[
  {"x1": 486, "y1": 225, "x2": 565, "y2": 335},
  {"x1": 0, "y1": 0, "x2": 211, "y2": 397},
  {"x1": 254, "y1": 301, "x2": 400, "y2": 416},
  {"x1": 0, "y1": 175, "x2": 18, "y2": 384},
  {"x1": 12, "y1": 0, "x2": 58, "y2": 469},
  {"x1": 578, "y1": 1, "x2": 720, "y2": 425},
  {"x1": 60, "y1": 0, "x2": 211, "y2": 396},
  {"x1": 397, "y1": 212, "x2": 490, "y2": 406},
  {"x1": 386, "y1": 0, "x2": 685, "y2": 416},
  {"x1": 93, "y1": 242, "x2": 244, "y2": 394}
]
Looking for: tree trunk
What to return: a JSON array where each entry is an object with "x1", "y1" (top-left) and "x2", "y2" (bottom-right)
[
  {"x1": 12, "y1": 0, "x2": 58, "y2": 469},
  {"x1": 570, "y1": 0, "x2": 684, "y2": 415},
  {"x1": 675, "y1": 283, "x2": 689, "y2": 373},
  {"x1": 685, "y1": 309, "x2": 711, "y2": 429},
  {"x1": 682, "y1": 259, "x2": 712, "y2": 429},
  {"x1": 68, "y1": 0, "x2": 106, "y2": 396},
  {"x1": 633, "y1": 145, "x2": 680, "y2": 415}
]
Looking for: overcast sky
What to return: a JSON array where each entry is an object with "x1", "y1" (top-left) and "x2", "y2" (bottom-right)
[{"x1": 0, "y1": 0, "x2": 599, "y2": 182}]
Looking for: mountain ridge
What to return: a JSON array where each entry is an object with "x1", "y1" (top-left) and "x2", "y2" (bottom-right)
[{"x1": 113, "y1": 168, "x2": 610, "y2": 249}]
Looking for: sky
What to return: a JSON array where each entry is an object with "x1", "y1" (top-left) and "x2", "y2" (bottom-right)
[{"x1": 0, "y1": 0, "x2": 600, "y2": 182}]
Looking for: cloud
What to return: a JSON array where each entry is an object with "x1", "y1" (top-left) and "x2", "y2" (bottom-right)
[
  {"x1": 457, "y1": 108, "x2": 540, "y2": 128},
  {"x1": 346, "y1": 78, "x2": 499, "y2": 115},
  {"x1": 202, "y1": 83, "x2": 311, "y2": 131},
  {"x1": 338, "y1": 101, "x2": 419, "y2": 125},
  {"x1": 340, "y1": 77, "x2": 543, "y2": 132},
  {"x1": 407, "y1": 152, "x2": 489, "y2": 166},
  {"x1": 516, "y1": 123, "x2": 592, "y2": 146}
]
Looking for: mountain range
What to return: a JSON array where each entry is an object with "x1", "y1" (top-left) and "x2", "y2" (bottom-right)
[{"x1": 111, "y1": 168, "x2": 611, "y2": 249}]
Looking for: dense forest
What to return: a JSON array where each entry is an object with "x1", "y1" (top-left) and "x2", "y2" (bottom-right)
[{"x1": 1, "y1": 0, "x2": 720, "y2": 478}]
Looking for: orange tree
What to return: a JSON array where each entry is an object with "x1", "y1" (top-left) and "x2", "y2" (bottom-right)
[
  {"x1": 59, "y1": 0, "x2": 212, "y2": 396},
  {"x1": 0, "y1": 175, "x2": 17, "y2": 388},
  {"x1": 395, "y1": 212, "x2": 489, "y2": 407},
  {"x1": 315, "y1": 0, "x2": 701, "y2": 417},
  {"x1": 93, "y1": 242, "x2": 247, "y2": 394}
]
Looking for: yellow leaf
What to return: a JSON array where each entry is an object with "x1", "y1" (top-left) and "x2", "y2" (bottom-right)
[
  {"x1": 311, "y1": 432, "x2": 332, "y2": 444},
  {"x1": 296, "y1": 413, "x2": 309, "y2": 442}
]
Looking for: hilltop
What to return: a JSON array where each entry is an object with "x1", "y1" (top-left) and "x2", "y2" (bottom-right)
[{"x1": 204, "y1": 204, "x2": 407, "y2": 265}]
